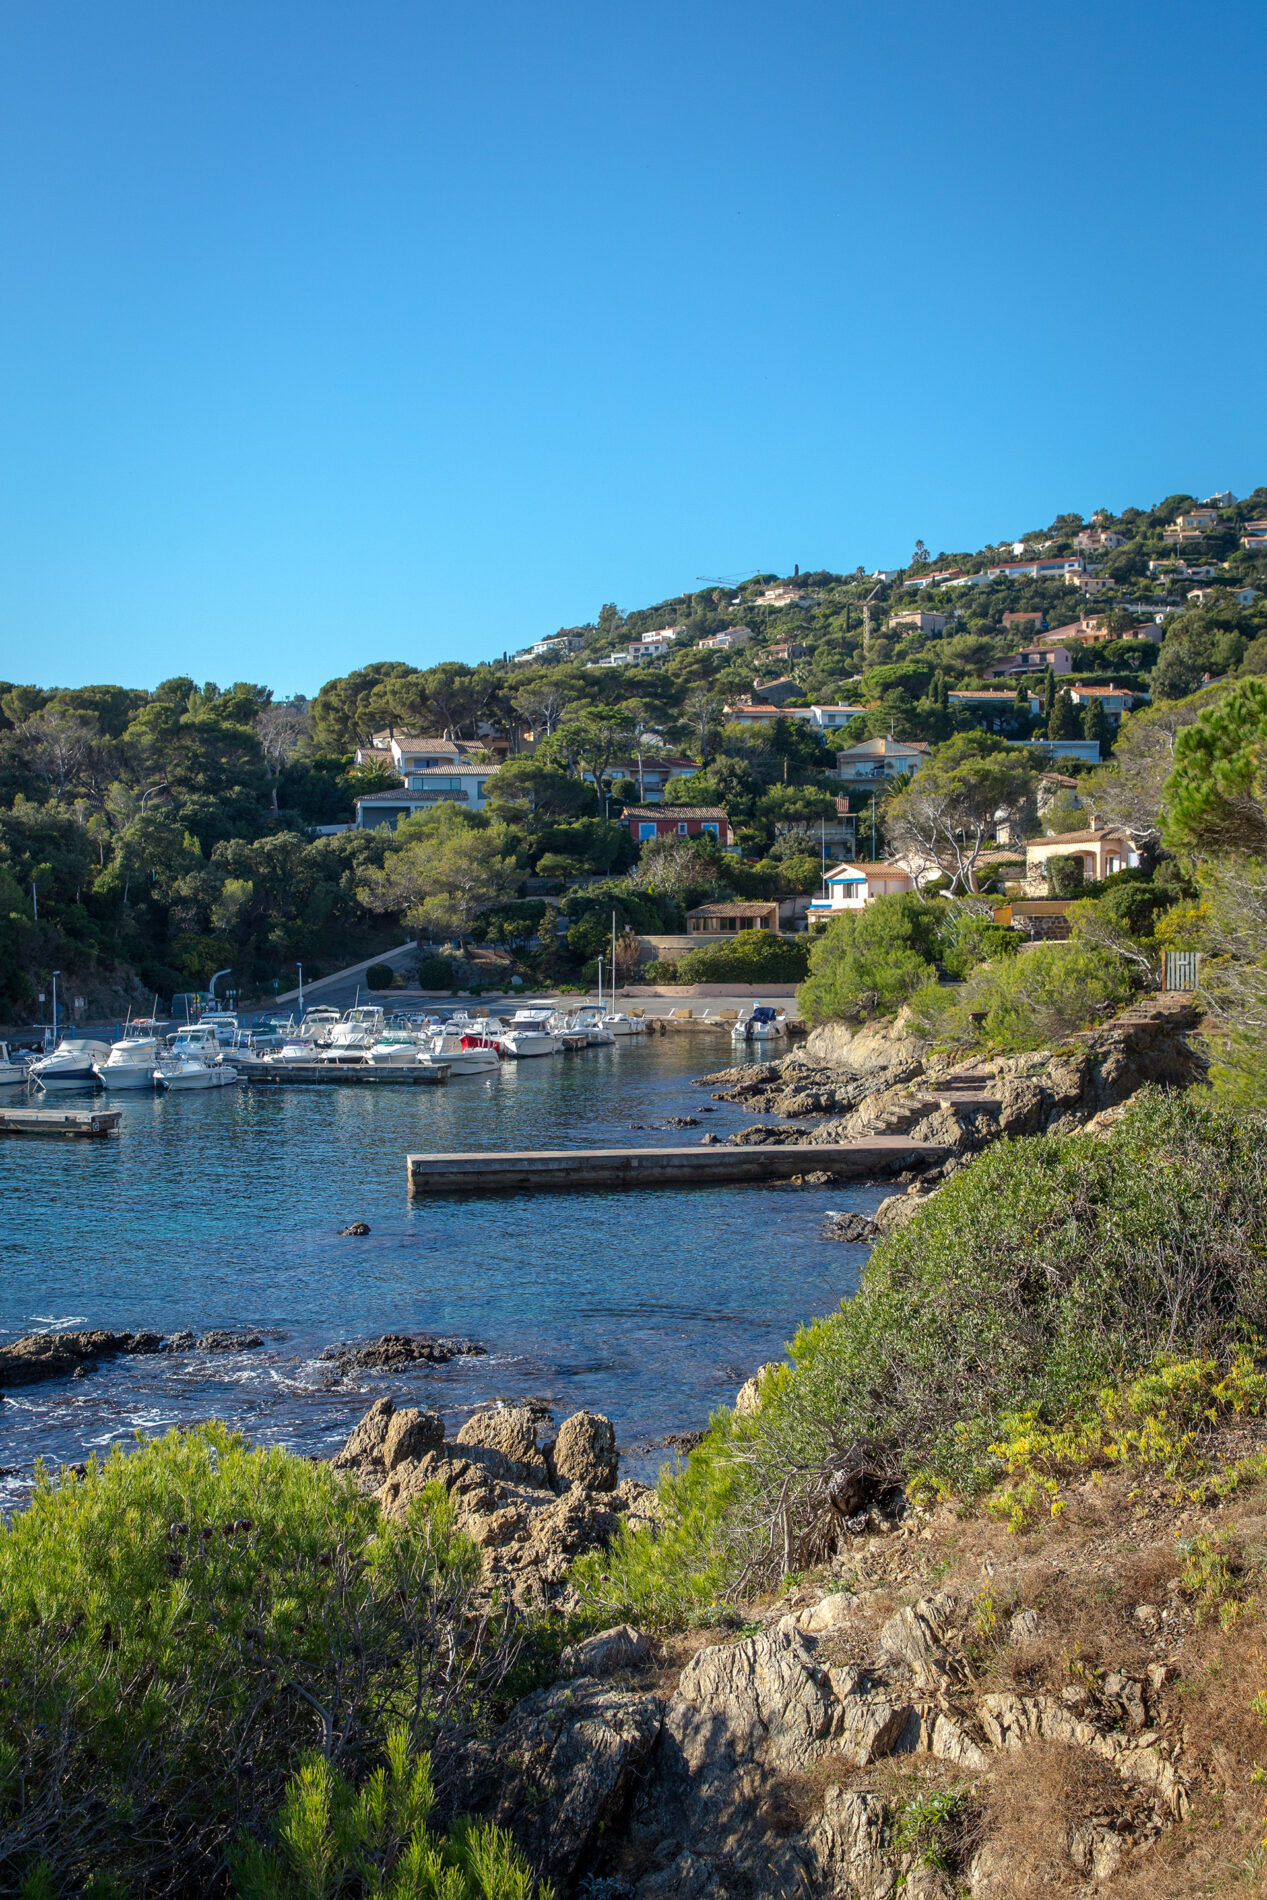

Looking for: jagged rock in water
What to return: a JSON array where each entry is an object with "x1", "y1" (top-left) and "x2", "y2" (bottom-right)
[
  {"x1": 553, "y1": 1408, "x2": 619, "y2": 1492},
  {"x1": 0, "y1": 1329, "x2": 177, "y2": 1386},
  {"x1": 823, "y1": 1209, "x2": 879, "y2": 1243},
  {"x1": 321, "y1": 1332, "x2": 485, "y2": 1371},
  {"x1": 197, "y1": 1330, "x2": 264, "y2": 1352}
]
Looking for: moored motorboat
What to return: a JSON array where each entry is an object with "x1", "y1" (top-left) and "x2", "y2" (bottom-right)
[
  {"x1": 564, "y1": 1006, "x2": 616, "y2": 1046},
  {"x1": 94, "y1": 1034, "x2": 161, "y2": 1089},
  {"x1": 29, "y1": 1037, "x2": 111, "y2": 1089},
  {"x1": 155, "y1": 1058, "x2": 241, "y2": 1091},
  {"x1": 316, "y1": 1006, "x2": 386, "y2": 1063},
  {"x1": 733, "y1": 1004, "x2": 788, "y2": 1042},
  {"x1": 416, "y1": 1029, "x2": 502, "y2": 1076},
  {"x1": 0, "y1": 1041, "x2": 30, "y2": 1087},
  {"x1": 496, "y1": 1007, "x2": 560, "y2": 1058}
]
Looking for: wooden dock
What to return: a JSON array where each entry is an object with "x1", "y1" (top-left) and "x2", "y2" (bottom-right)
[
  {"x1": 0, "y1": 1107, "x2": 122, "y2": 1139},
  {"x1": 238, "y1": 1060, "x2": 450, "y2": 1086},
  {"x1": 406, "y1": 1138, "x2": 943, "y2": 1196}
]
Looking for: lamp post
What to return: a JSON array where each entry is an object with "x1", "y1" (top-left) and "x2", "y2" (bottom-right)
[
  {"x1": 52, "y1": 969, "x2": 61, "y2": 1043},
  {"x1": 297, "y1": 963, "x2": 305, "y2": 1014}
]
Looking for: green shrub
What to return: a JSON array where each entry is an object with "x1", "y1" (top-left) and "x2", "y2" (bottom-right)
[
  {"x1": 672, "y1": 931, "x2": 809, "y2": 984},
  {"x1": 576, "y1": 1094, "x2": 1267, "y2": 1614},
  {"x1": 416, "y1": 955, "x2": 457, "y2": 988},
  {"x1": 640, "y1": 959, "x2": 678, "y2": 981},
  {"x1": 0, "y1": 1427, "x2": 499, "y2": 1894},
  {"x1": 231, "y1": 1724, "x2": 545, "y2": 1900},
  {"x1": 938, "y1": 917, "x2": 1020, "y2": 980},
  {"x1": 797, "y1": 894, "x2": 944, "y2": 1024},
  {"x1": 365, "y1": 962, "x2": 396, "y2": 991},
  {"x1": 1047, "y1": 856, "x2": 1085, "y2": 897},
  {"x1": 908, "y1": 942, "x2": 1131, "y2": 1050}
]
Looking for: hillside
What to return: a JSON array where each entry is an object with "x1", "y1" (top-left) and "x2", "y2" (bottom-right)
[{"x1": 1, "y1": 482, "x2": 1265, "y2": 1022}]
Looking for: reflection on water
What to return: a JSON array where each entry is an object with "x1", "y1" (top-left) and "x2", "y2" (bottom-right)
[{"x1": 0, "y1": 1037, "x2": 883, "y2": 1486}]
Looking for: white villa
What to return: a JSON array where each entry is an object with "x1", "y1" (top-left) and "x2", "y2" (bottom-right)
[{"x1": 807, "y1": 860, "x2": 916, "y2": 923}]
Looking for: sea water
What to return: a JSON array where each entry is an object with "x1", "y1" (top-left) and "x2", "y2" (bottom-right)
[{"x1": 0, "y1": 1036, "x2": 883, "y2": 1490}]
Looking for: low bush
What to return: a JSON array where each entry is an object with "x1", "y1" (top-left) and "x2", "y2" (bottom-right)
[
  {"x1": 908, "y1": 942, "x2": 1131, "y2": 1050},
  {"x1": 364, "y1": 962, "x2": 396, "y2": 991},
  {"x1": 575, "y1": 1093, "x2": 1267, "y2": 1618},
  {"x1": 0, "y1": 1427, "x2": 513, "y2": 1895},
  {"x1": 672, "y1": 931, "x2": 809, "y2": 984},
  {"x1": 230, "y1": 1725, "x2": 543, "y2": 1899}
]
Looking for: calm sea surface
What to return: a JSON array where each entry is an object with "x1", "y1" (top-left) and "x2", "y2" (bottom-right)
[{"x1": 0, "y1": 1035, "x2": 882, "y2": 1491}]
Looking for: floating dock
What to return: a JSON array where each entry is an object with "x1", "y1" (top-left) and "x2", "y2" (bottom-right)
[
  {"x1": 238, "y1": 1060, "x2": 450, "y2": 1086},
  {"x1": 406, "y1": 1138, "x2": 943, "y2": 1196},
  {"x1": 0, "y1": 1107, "x2": 122, "y2": 1139}
]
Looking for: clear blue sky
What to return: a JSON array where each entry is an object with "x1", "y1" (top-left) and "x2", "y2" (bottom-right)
[{"x1": 1, "y1": 1, "x2": 1264, "y2": 697}]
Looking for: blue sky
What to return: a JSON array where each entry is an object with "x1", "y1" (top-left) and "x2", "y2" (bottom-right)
[{"x1": 1, "y1": 1, "x2": 1264, "y2": 696}]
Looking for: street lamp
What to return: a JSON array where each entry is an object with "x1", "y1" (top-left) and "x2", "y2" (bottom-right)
[
  {"x1": 52, "y1": 969, "x2": 61, "y2": 1044},
  {"x1": 297, "y1": 962, "x2": 304, "y2": 1013}
]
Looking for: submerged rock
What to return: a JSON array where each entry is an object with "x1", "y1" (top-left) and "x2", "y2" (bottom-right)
[
  {"x1": 197, "y1": 1330, "x2": 265, "y2": 1352},
  {"x1": 0, "y1": 1329, "x2": 184, "y2": 1386}
]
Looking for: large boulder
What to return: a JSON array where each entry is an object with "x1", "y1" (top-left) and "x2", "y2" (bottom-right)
[
  {"x1": 331, "y1": 1395, "x2": 395, "y2": 1489},
  {"x1": 553, "y1": 1409, "x2": 619, "y2": 1491},
  {"x1": 382, "y1": 1406, "x2": 443, "y2": 1470},
  {"x1": 455, "y1": 1406, "x2": 550, "y2": 1488}
]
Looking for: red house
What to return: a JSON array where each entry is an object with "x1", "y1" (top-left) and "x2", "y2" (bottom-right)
[{"x1": 619, "y1": 804, "x2": 734, "y2": 848}]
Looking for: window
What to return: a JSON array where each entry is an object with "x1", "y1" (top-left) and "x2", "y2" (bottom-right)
[
  {"x1": 677, "y1": 822, "x2": 689, "y2": 836},
  {"x1": 701, "y1": 822, "x2": 718, "y2": 838},
  {"x1": 639, "y1": 823, "x2": 657, "y2": 841}
]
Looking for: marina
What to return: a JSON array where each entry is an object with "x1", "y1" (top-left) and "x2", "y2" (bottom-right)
[{"x1": 0, "y1": 1032, "x2": 884, "y2": 1490}]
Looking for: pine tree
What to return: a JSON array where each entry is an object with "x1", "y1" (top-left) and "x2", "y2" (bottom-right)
[
  {"x1": 1082, "y1": 696, "x2": 1111, "y2": 751},
  {"x1": 1048, "y1": 689, "x2": 1080, "y2": 741},
  {"x1": 1042, "y1": 665, "x2": 1056, "y2": 716}
]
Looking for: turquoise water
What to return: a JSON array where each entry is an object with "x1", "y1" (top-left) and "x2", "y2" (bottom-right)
[{"x1": 0, "y1": 1037, "x2": 882, "y2": 1489}]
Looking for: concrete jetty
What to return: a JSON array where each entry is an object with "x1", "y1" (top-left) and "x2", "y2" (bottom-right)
[{"x1": 406, "y1": 1138, "x2": 943, "y2": 1196}]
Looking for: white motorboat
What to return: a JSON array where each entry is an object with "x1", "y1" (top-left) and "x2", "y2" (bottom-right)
[
  {"x1": 155, "y1": 1058, "x2": 241, "y2": 1091},
  {"x1": 601, "y1": 1011, "x2": 643, "y2": 1037},
  {"x1": 565, "y1": 1006, "x2": 616, "y2": 1046},
  {"x1": 169, "y1": 1023, "x2": 225, "y2": 1061},
  {"x1": 733, "y1": 1005, "x2": 789, "y2": 1042},
  {"x1": 367, "y1": 1028, "x2": 428, "y2": 1067},
  {"x1": 197, "y1": 1012, "x2": 240, "y2": 1041},
  {"x1": 29, "y1": 1037, "x2": 111, "y2": 1089},
  {"x1": 269, "y1": 1007, "x2": 342, "y2": 1061},
  {"x1": 418, "y1": 1029, "x2": 502, "y2": 1076},
  {"x1": 497, "y1": 1007, "x2": 560, "y2": 1058},
  {"x1": 315, "y1": 1006, "x2": 386, "y2": 1063},
  {"x1": 95, "y1": 1034, "x2": 161, "y2": 1089},
  {"x1": 0, "y1": 1041, "x2": 29, "y2": 1086}
]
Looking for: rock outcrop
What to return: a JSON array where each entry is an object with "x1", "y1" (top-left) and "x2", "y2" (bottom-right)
[
  {"x1": 320, "y1": 1332, "x2": 485, "y2": 1372},
  {"x1": 0, "y1": 1326, "x2": 266, "y2": 1385},
  {"x1": 331, "y1": 1396, "x2": 654, "y2": 1608},
  {"x1": 455, "y1": 1585, "x2": 1190, "y2": 1897}
]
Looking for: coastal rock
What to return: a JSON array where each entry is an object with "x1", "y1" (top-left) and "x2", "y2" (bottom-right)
[
  {"x1": 336, "y1": 1221, "x2": 371, "y2": 1236},
  {"x1": 553, "y1": 1409, "x2": 618, "y2": 1492},
  {"x1": 197, "y1": 1330, "x2": 264, "y2": 1352},
  {"x1": 331, "y1": 1395, "x2": 395, "y2": 1487},
  {"x1": 321, "y1": 1332, "x2": 485, "y2": 1371},
  {"x1": 442, "y1": 1680, "x2": 664, "y2": 1893},
  {"x1": 456, "y1": 1406, "x2": 550, "y2": 1488},
  {"x1": 806, "y1": 1788, "x2": 895, "y2": 1900},
  {"x1": 0, "y1": 1329, "x2": 174, "y2": 1386},
  {"x1": 382, "y1": 1406, "x2": 444, "y2": 1470},
  {"x1": 823, "y1": 1209, "x2": 879, "y2": 1243}
]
